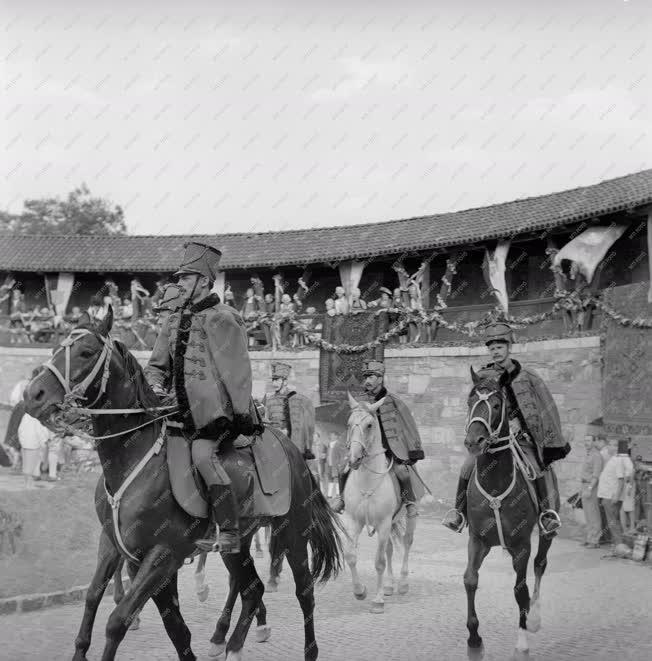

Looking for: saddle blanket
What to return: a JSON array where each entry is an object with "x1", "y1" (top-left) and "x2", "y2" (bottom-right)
[{"x1": 166, "y1": 427, "x2": 291, "y2": 520}]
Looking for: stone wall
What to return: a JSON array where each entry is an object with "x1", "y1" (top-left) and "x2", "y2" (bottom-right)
[{"x1": 0, "y1": 337, "x2": 601, "y2": 506}]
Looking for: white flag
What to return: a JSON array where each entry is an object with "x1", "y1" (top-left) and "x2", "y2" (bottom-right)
[{"x1": 482, "y1": 239, "x2": 511, "y2": 314}]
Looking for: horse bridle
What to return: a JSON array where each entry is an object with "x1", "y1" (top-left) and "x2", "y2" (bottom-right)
[
  {"x1": 41, "y1": 328, "x2": 175, "y2": 440},
  {"x1": 465, "y1": 387, "x2": 510, "y2": 451},
  {"x1": 43, "y1": 328, "x2": 114, "y2": 410},
  {"x1": 347, "y1": 409, "x2": 389, "y2": 472}
]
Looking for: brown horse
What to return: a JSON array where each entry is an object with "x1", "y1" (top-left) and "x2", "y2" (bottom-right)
[
  {"x1": 463, "y1": 368, "x2": 557, "y2": 657},
  {"x1": 23, "y1": 308, "x2": 344, "y2": 661}
]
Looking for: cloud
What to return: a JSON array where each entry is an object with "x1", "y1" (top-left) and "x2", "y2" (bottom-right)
[{"x1": 311, "y1": 56, "x2": 411, "y2": 102}]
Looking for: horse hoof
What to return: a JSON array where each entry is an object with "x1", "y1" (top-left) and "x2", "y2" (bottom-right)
[
  {"x1": 527, "y1": 601, "x2": 541, "y2": 632},
  {"x1": 129, "y1": 616, "x2": 140, "y2": 631},
  {"x1": 370, "y1": 600, "x2": 384, "y2": 614},
  {"x1": 466, "y1": 642, "x2": 485, "y2": 660},
  {"x1": 255, "y1": 625, "x2": 272, "y2": 643},
  {"x1": 197, "y1": 584, "x2": 210, "y2": 602},
  {"x1": 353, "y1": 585, "x2": 367, "y2": 600},
  {"x1": 398, "y1": 580, "x2": 409, "y2": 595},
  {"x1": 467, "y1": 637, "x2": 483, "y2": 650},
  {"x1": 266, "y1": 581, "x2": 278, "y2": 593},
  {"x1": 225, "y1": 651, "x2": 242, "y2": 661},
  {"x1": 515, "y1": 628, "x2": 529, "y2": 653},
  {"x1": 208, "y1": 641, "x2": 226, "y2": 658},
  {"x1": 383, "y1": 585, "x2": 394, "y2": 596}
]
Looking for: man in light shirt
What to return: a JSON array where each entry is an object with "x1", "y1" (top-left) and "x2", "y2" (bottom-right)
[
  {"x1": 17, "y1": 412, "x2": 51, "y2": 488},
  {"x1": 579, "y1": 435, "x2": 604, "y2": 548},
  {"x1": 598, "y1": 439, "x2": 634, "y2": 554}
]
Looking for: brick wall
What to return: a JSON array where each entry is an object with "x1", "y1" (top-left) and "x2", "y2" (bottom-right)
[{"x1": 0, "y1": 337, "x2": 601, "y2": 506}]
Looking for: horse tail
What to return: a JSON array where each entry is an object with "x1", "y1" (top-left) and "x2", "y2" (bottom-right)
[{"x1": 306, "y1": 470, "x2": 346, "y2": 585}]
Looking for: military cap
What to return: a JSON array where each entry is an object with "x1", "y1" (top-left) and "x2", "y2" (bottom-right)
[
  {"x1": 484, "y1": 321, "x2": 514, "y2": 346},
  {"x1": 362, "y1": 359, "x2": 385, "y2": 376},
  {"x1": 173, "y1": 241, "x2": 222, "y2": 280},
  {"x1": 379, "y1": 287, "x2": 393, "y2": 296},
  {"x1": 271, "y1": 361, "x2": 291, "y2": 380}
]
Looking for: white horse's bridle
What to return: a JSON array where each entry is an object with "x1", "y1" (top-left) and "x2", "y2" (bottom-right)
[
  {"x1": 347, "y1": 410, "x2": 388, "y2": 472},
  {"x1": 43, "y1": 328, "x2": 114, "y2": 410}
]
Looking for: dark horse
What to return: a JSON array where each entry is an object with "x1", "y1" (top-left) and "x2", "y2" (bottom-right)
[
  {"x1": 23, "y1": 308, "x2": 344, "y2": 661},
  {"x1": 463, "y1": 367, "x2": 557, "y2": 657}
]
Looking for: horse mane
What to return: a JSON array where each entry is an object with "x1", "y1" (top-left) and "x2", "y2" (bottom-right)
[{"x1": 112, "y1": 339, "x2": 160, "y2": 409}]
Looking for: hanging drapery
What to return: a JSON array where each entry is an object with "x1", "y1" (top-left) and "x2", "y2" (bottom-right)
[
  {"x1": 552, "y1": 224, "x2": 627, "y2": 284},
  {"x1": 338, "y1": 260, "x2": 366, "y2": 305},
  {"x1": 482, "y1": 239, "x2": 511, "y2": 314},
  {"x1": 44, "y1": 272, "x2": 75, "y2": 317},
  {"x1": 211, "y1": 271, "x2": 226, "y2": 301}
]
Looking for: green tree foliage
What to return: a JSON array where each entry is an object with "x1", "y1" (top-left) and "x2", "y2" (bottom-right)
[{"x1": 0, "y1": 184, "x2": 126, "y2": 235}]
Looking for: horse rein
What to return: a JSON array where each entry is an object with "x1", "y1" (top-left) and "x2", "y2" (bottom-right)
[
  {"x1": 347, "y1": 413, "x2": 393, "y2": 476},
  {"x1": 42, "y1": 328, "x2": 177, "y2": 441}
]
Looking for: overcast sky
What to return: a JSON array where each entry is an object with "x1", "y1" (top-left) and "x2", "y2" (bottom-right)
[{"x1": 2, "y1": 0, "x2": 651, "y2": 236}]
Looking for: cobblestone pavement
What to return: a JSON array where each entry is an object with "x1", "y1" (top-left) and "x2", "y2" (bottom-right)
[{"x1": 1, "y1": 514, "x2": 651, "y2": 661}]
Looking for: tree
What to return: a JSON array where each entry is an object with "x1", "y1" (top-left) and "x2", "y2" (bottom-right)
[{"x1": 0, "y1": 184, "x2": 127, "y2": 235}]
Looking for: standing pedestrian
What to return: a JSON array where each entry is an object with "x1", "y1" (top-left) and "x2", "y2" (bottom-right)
[
  {"x1": 579, "y1": 435, "x2": 604, "y2": 548},
  {"x1": 17, "y1": 412, "x2": 51, "y2": 489},
  {"x1": 598, "y1": 439, "x2": 634, "y2": 556}
]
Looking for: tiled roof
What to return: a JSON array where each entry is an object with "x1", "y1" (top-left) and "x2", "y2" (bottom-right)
[{"x1": 2, "y1": 169, "x2": 652, "y2": 272}]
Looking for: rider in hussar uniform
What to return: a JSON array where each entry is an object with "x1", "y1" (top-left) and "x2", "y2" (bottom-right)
[
  {"x1": 263, "y1": 361, "x2": 316, "y2": 460},
  {"x1": 145, "y1": 242, "x2": 259, "y2": 554},
  {"x1": 442, "y1": 321, "x2": 571, "y2": 536},
  {"x1": 332, "y1": 360, "x2": 425, "y2": 519}
]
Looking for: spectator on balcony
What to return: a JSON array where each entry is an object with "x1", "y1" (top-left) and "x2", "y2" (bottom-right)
[
  {"x1": 224, "y1": 285, "x2": 237, "y2": 309},
  {"x1": 350, "y1": 287, "x2": 367, "y2": 312},
  {"x1": 325, "y1": 298, "x2": 337, "y2": 317},
  {"x1": 368, "y1": 287, "x2": 392, "y2": 310},
  {"x1": 120, "y1": 297, "x2": 133, "y2": 320},
  {"x1": 278, "y1": 293, "x2": 295, "y2": 345},
  {"x1": 260, "y1": 293, "x2": 276, "y2": 347},
  {"x1": 334, "y1": 286, "x2": 349, "y2": 314},
  {"x1": 241, "y1": 288, "x2": 259, "y2": 319},
  {"x1": 87, "y1": 295, "x2": 103, "y2": 321},
  {"x1": 69, "y1": 306, "x2": 82, "y2": 323}
]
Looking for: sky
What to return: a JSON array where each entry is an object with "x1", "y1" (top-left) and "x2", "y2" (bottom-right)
[{"x1": 1, "y1": 0, "x2": 651, "y2": 236}]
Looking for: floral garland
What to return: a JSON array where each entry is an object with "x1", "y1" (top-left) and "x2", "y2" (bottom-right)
[{"x1": 290, "y1": 290, "x2": 652, "y2": 354}]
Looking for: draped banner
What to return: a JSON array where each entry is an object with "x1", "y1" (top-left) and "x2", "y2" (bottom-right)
[
  {"x1": 338, "y1": 259, "x2": 366, "y2": 306},
  {"x1": 553, "y1": 224, "x2": 627, "y2": 284},
  {"x1": 482, "y1": 239, "x2": 511, "y2": 314},
  {"x1": 45, "y1": 272, "x2": 75, "y2": 317},
  {"x1": 211, "y1": 272, "x2": 226, "y2": 301},
  {"x1": 318, "y1": 310, "x2": 388, "y2": 404},
  {"x1": 602, "y1": 282, "x2": 652, "y2": 448}
]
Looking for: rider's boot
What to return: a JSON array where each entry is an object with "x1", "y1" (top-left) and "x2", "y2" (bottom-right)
[
  {"x1": 331, "y1": 468, "x2": 350, "y2": 514},
  {"x1": 394, "y1": 464, "x2": 419, "y2": 519},
  {"x1": 534, "y1": 473, "x2": 562, "y2": 537},
  {"x1": 195, "y1": 483, "x2": 241, "y2": 554},
  {"x1": 442, "y1": 475, "x2": 469, "y2": 533}
]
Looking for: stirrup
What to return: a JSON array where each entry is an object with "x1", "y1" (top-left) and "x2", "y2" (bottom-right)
[
  {"x1": 538, "y1": 509, "x2": 562, "y2": 535},
  {"x1": 442, "y1": 508, "x2": 466, "y2": 533}
]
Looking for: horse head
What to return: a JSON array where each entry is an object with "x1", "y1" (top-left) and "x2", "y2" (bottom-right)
[
  {"x1": 23, "y1": 305, "x2": 133, "y2": 427},
  {"x1": 465, "y1": 366, "x2": 510, "y2": 456},
  {"x1": 346, "y1": 391, "x2": 385, "y2": 470}
]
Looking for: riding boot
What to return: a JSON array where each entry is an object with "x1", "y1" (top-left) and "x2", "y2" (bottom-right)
[
  {"x1": 534, "y1": 473, "x2": 562, "y2": 537},
  {"x1": 195, "y1": 483, "x2": 241, "y2": 554},
  {"x1": 331, "y1": 468, "x2": 350, "y2": 514},
  {"x1": 442, "y1": 475, "x2": 469, "y2": 533},
  {"x1": 394, "y1": 464, "x2": 418, "y2": 519}
]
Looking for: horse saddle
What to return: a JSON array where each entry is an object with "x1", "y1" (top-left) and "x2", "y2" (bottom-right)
[{"x1": 166, "y1": 427, "x2": 291, "y2": 520}]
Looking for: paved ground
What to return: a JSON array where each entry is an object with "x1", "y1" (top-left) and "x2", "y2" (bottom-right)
[{"x1": 1, "y1": 514, "x2": 651, "y2": 661}]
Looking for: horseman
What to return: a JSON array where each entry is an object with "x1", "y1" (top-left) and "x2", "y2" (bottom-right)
[
  {"x1": 442, "y1": 321, "x2": 571, "y2": 537},
  {"x1": 263, "y1": 361, "x2": 316, "y2": 460},
  {"x1": 145, "y1": 241, "x2": 259, "y2": 555},
  {"x1": 332, "y1": 359, "x2": 425, "y2": 519}
]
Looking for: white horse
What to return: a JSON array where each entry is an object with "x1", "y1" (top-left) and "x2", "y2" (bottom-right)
[{"x1": 341, "y1": 393, "x2": 416, "y2": 614}]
